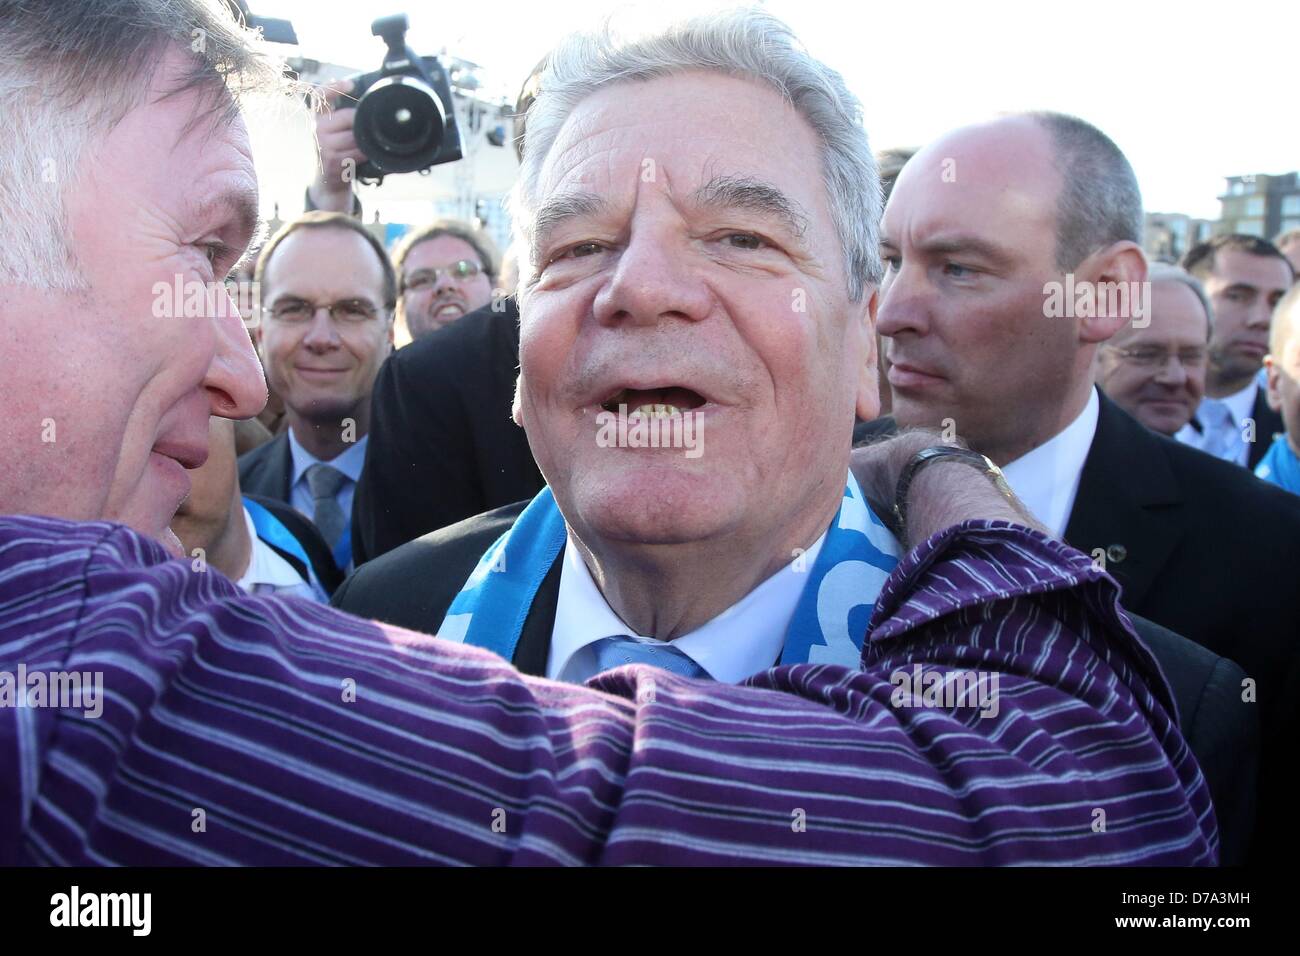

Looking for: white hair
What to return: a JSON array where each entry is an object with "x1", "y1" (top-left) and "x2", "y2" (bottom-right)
[
  {"x1": 1148, "y1": 262, "x2": 1213, "y2": 338},
  {"x1": 0, "y1": 0, "x2": 286, "y2": 292},
  {"x1": 507, "y1": 7, "x2": 883, "y2": 302}
]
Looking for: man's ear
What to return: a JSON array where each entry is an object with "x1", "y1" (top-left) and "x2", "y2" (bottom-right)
[
  {"x1": 1076, "y1": 240, "x2": 1148, "y2": 345},
  {"x1": 854, "y1": 287, "x2": 881, "y2": 422},
  {"x1": 250, "y1": 319, "x2": 264, "y2": 358},
  {"x1": 1264, "y1": 355, "x2": 1284, "y2": 413},
  {"x1": 511, "y1": 372, "x2": 524, "y2": 427}
]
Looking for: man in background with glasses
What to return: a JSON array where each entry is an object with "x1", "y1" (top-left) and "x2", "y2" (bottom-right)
[
  {"x1": 1095, "y1": 263, "x2": 1211, "y2": 437},
  {"x1": 238, "y1": 211, "x2": 395, "y2": 573},
  {"x1": 390, "y1": 220, "x2": 498, "y2": 345}
]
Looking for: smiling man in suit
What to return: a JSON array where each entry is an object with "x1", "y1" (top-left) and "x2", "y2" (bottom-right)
[
  {"x1": 238, "y1": 212, "x2": 395, "y2": 572},
  {"x1": 869, "y1": 112, "x2": 1298, "y2": 864}
]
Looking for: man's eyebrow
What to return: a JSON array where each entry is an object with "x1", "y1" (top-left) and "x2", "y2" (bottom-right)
[
  {"x1": 529, "y1": 191, "x2": 609, "y2": 265},
  {"x1": 909, "y1": 234, "x2": 1017, "y2": 268},
  {"x1": 690, "y1": 175, "x2": 809, "y2": 239},
  {"x1": 187, "y1": 186, "x2": 264, "y2": 259}
]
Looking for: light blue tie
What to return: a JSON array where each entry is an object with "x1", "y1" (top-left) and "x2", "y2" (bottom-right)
[
  {"x1": 1201, "y1": 399, "x2": 1240, "y2": 462},
  {"x1": 590, "y1": 634, "x2": 710, "y2": 679},
  {"x1": 305, "y1": 463, "x2": 347, "y2": 549}
]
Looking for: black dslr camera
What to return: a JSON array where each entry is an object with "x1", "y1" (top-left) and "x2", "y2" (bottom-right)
[{"x1": 348, "y1": 14, "x2": 463, "y2": 184}]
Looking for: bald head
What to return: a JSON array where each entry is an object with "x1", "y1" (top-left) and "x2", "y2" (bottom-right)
[
  {"x1": 878, "y1": 113, "x2": 1148, "y2": 464},
  {"x1": 1271, "y1": 285, "x2": 1300, "y2": 356},
  {"x1": 892, "y1": 113, "x2": 1140, "y2": 272},
  {"x1": 1265, "y1": 285, "x2": 1300, "y2": 454}
]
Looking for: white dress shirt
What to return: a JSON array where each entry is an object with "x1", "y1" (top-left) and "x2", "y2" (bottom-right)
[
  {"x1": 1000, "y1": 388, "x2": 1100, "y2": 537},
  {"x1": 234, "y1": 505, "x2": 327, "y2": 602},
  {"x1": 548, "y1": 531, "x2": 827, "y2": 684},
  {"x1": 287, "y1": 430, "x2": 368, "y2": 527},
  {"x1": 1175, "y1": 381, "x2": 1258, "y2": 466}
]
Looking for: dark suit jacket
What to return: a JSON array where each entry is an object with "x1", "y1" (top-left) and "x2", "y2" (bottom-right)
[
  {"x1": 1067, "y1": 393, "x2": 1299, "y2": 866},
  {"x1": 237, "y1": 431, "x2": 292, "y2": 504},
  {"x1": 1248, "y1": 387, "x2": 1285, "y2": 470},
  {"x1": 334, "y1": 495, "x2": 1260, "y2": 864},
  {"x1": 350, "y1": 298, "x2": 544, "y2": 566}
]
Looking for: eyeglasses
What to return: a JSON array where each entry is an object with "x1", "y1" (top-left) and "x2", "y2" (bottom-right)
[
  {"x1": 1108, "y1": 345, "x2": 1208, "y2": 368},
  {"x1": 267, "y1": 298, "x2": 385, "y2": 324},
  {"x1": 402, "y1": 260, "x2": 484, "y2": 292}
]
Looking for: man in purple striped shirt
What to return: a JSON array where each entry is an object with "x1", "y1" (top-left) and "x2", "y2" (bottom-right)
[{"x1": 0, "y1": 0, "x2": 1214, "y2": 864}]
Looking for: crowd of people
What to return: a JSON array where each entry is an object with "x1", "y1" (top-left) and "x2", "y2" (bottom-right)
[{"x1": 2, "y1": 0, "x2": 1297, "y2": 868}]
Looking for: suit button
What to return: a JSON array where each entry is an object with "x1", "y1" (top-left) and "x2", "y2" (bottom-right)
[{"x1": 1107, "y1": 544, "x2": 1127, "y2": 564}]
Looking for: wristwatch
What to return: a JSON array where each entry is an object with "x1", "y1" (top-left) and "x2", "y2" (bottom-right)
[{"x1": 892, "y1": 446, "x2": 1018, "y2": 538}]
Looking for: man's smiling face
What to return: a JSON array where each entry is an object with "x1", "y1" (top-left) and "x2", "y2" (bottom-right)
[
  {"x1": 514, "y1": 70, "x2": 878, "y2": 553},
  {"x1": 0, "y1": 48, "x2": 267, "y2": 554}
]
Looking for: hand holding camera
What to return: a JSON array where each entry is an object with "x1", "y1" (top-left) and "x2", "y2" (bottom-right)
[{"x1": 307, "y1": 14, "x2": 464, "y2": 209}]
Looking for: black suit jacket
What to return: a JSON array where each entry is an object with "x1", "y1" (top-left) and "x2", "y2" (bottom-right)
[
  {"x1": 1248, "y1": 387, "x2": 1285, "y2": 470},
  {"x1": 1067, "y1": 393, "x2": 1299, "y2": 866},
  {"x1": 334, "y1": 494, "x2": 1259, "y2": 864},
  {"x1": 350, "y1": 299, "x2": 544, "y2": 566},
  {"x1": 237, "y1": 431, "x2": 292, "y2": 504}
]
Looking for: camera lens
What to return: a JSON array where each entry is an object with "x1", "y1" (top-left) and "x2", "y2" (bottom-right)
[{"x1": 354, "y1": 75, "x2": 447, "y2": 173}]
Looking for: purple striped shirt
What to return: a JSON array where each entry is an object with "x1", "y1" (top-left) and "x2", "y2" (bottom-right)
[{"x1": 0, "y1": 515, "x2": 1215, "y2": 864}]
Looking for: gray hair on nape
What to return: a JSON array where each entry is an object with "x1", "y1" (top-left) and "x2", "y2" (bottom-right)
[
  {"x1": 0, "y1": 0, "x2": 289, "y2": 293},
  {"x1": 506, "y1": 6, "x2": 883, "y2": 303},
  {"x1": 1146, "y1": 262, "x2": 1214, "y2": 339},
  {"x1": 1022, "y1": 111, "x2": 1144, "y2": 273}
]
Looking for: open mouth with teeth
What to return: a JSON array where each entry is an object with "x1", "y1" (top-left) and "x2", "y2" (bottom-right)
[{"x1": 601, "y1": 386, "x2": 707, "y2": 417}]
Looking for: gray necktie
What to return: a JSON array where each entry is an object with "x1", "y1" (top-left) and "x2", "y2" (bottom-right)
[
  {"x1": 590, "y1": 634, "x2": 710, "y2": 679},
  {"x1": 304, "y1": 463, "x2": 347, "y2": 549}
]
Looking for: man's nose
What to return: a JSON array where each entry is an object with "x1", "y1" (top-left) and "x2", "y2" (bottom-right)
[
  {"x1": 301, "y1": 307, "x2": 342, "y2": 350},
  {"x1": 876, "y1": 266, "x2": 929, "y2": 339},
  {"x1": 592, "y1": 229, "x2": 712, "y2": 327},
  {"x1": 1153, "y1": 354, "x2": 1188, "y2": 386},
  {"x1": 206, "y1": 302, "x2": 268, "y2": 419},
  {"x1": 1247, "y1": 299, "x2": 1274, "y2": 329}
]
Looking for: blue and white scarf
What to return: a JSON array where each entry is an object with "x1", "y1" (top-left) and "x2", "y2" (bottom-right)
[
  {"x1": 437, "y1": 471, "x2": 901, "y2": 670},
  {"x1": 1255, "y1": 434, "x2": 1300, "y2": 495}
]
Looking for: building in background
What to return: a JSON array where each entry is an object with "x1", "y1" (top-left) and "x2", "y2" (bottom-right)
[
  {"x1": 1216, "y1": 173, "x2": 1300, "y2": 240},
  {"x1": 1144, "y1": 212, "x2": 1215, "y2": 263}
]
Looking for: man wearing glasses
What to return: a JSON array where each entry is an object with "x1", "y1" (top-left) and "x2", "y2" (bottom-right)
[
  {"x1": 1095, "y1": 263, "x2": 1211, "y2": 437},
  {"x1": 391, "y1": 220, "x2": 498, "y2": 344},
  {"x1": 237, "y1": 211, "x2": 396, "y2": 573}
]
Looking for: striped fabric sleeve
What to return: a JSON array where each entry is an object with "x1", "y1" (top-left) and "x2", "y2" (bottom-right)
[{"x1": 0, "y1": 515, "x2": 1215, "y2": 865}]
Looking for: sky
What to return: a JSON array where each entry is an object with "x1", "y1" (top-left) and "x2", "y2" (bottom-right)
[{"x1": 251, "y1": 0, "x2": 1297, "y2": 220}]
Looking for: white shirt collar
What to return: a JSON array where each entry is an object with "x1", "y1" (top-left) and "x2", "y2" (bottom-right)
[
  {"x1": 999, "y1": 387, "x2": 1100, "y2": 537},
  {"x1": 288, "y1": 429, "x2": 368, "y2": 488},
  {"x1": 1218, "y1": 380, "x2": 1259, "y2": 426},
  {"x1": 547, "y1": 530, "x2": 827, "y2": 685}
]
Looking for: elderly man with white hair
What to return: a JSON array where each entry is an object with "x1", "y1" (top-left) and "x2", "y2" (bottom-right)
[{"x1": 0, "y1": 0, "x2": 1213, "y2": 865}]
